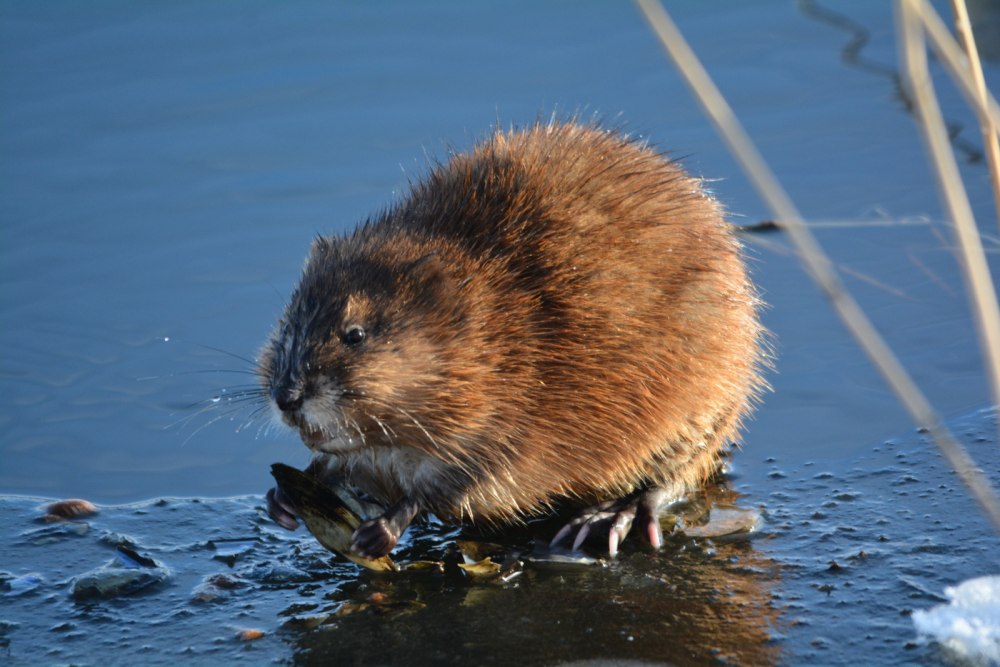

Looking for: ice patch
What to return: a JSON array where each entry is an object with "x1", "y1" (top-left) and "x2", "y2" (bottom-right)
[{"x1": 912, "y1": 575, "x2": 1000, "y2": 666}]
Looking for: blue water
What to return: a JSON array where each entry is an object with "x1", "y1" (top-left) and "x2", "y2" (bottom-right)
[
  {"x1": 3, "y1": 0, "x2": 997, "y2": 503},
  {"x1": 2, "y1": 1, "x2": 1000, "y2": 664}
]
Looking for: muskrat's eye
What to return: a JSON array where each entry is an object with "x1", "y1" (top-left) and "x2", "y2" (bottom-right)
[{"x1": 343, "y1": 325, "x2": 366, "y2": 346}]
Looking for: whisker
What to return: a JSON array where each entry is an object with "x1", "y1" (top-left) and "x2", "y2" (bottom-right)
[
  {"x1": 181, "y1": 368, "x2": 261, "y2": 377},
  {"x1": 177, "y1": 404, "x2": 254, "y2": 446},
  {"x1": 366, "y1": 411, "x2": 397, "y2": 443},
  {"x1": 212, "y1": 391, "x2": 269, "y2": 405},
  {"x1": 348, "y1": 415, "x2": 368, "y2": 448},
  {"x1": 176, "y1": 394, "x2": 264, "y2": 414},
  {"x1": 393, "y1": 407, "x2": 474, "y2": 473},
  {"x1": 255, "y1": 414, "x2": 284, "y2": 441},
  {"x1": 197, "y1": 344, "x2": 259, "y2": 367},
  {"x1": 163, "y1": 369, "x2": 272, "y2": 445},
  {"x1": 235, "y1": 409, "x2": 268, "y2": 434}
]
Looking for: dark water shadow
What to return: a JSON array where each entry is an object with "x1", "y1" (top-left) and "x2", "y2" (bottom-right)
[{"x1": 2, "y1": 409, "x2": 997, "y2": 666}]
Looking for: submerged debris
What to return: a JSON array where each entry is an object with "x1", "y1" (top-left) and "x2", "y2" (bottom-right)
[
  {"x1": 71, "y1": 546, "x2": 170, "y2": 600},
  {"x1": 238, "y1": 561, "x2": 312, "y2": 585},
  {"x1": 4, "y1": 572, "x2": 44, "y2": 597},
  {"x1": 208, "y1": 538, "x2": 258, "y2": 566},
  {"x1": 333, "y1": 592, "x2": 427, "y2": 618},
  {"x1": 457, "y1": 557, "x2": 502, "y2": 578},
  {"x1": 401, "y1": 560, "x2": 446, "y2": 573},
  {"x1": 456, "y1": 540, "x2": 523, "y2": 580},
  {"x1": 191, "y1": 573, "x2": 248, "y2": 604},
  {"x1": 525, "y1": 551, "x2": 608, "y2": 570},
  {"x1": 680, "y1": 506, "x2": 762, "y2": 541}
]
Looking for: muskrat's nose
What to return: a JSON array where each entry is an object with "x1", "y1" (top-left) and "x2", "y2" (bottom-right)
[{"x1": 273, "y1": 386, "x2": 303, "y2": 413}]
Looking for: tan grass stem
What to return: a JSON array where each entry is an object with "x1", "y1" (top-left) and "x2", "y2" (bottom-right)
[
  {"x1": 635, "y1": 0, "x2": 1000, "y2": 532},
  {"x1": 899, "y1": 0, "x2": 1000, "y2": 417},
  {"x1": 949, "y1": 0, "x2": 1000, "y2": 232},
  {"x1": 911, "y1": 0, "x2": 1000, "y2": 142}
]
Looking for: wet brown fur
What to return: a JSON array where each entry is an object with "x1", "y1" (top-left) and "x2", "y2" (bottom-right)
[{"x1": 259, "y1": 121, "x2": 768, "y2": 525}]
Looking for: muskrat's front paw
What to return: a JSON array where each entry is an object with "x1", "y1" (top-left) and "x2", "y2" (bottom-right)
[
  {"x1": 350, "y1": 518, "x2": 399, "y2": 559},
  {"x1": 265, "y1": 486, "x2": 300, "y2": 531}
]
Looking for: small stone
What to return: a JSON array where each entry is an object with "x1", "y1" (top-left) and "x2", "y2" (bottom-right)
[
  {"x1": 237, "y1": 628, "x2": 265, "y2": 641},
  {"x1": 45, "y1": 499, "x2": 97, "y2": 519}
]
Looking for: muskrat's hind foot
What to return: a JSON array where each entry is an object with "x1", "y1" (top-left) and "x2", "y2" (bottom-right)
[
  {"x1": 349, "y1": 497, "x2": 421, "y2": 559},
  {"x1": 550, "y1": 487, "x2": 679, "y2": 557}
]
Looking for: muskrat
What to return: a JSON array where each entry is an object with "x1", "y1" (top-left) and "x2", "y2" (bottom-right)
[{"x1": 260, "y1": 121, "x2": 767, "y2": 558}]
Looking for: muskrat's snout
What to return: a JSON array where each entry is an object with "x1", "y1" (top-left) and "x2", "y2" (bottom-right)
[
  {"x1": 269, "y1": 373, "x2": 317, "y2": 429},
  {"x1": 270, "y1": 380, "x2": 332, "y2": 450},
  {"x1": 260, "y1": 347, "x2": 309, "y2": 427},
  {"x1": 271, "y1": 380, "x2": 305, "y2": 415},
  {"x1": 271, "y1": 387, "x2": 305, "y2": 436},
  {"x1": 262, "y1": 332, "x2": 314, "y2": 418},
  {"x1": 261, "y1": 345, "x2": 359, "y2": 453}
]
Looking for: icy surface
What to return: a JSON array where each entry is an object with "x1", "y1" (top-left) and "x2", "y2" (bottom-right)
[
  {"x1": 913, "y1": 576, "x2": 1000, "y2": 665},
  {"x1": 0, "y1": 408, "x2": 997, "y2": 665}
]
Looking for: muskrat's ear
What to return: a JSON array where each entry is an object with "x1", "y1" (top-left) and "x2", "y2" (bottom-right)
[
  {"x1": 406, "y1": 250, "x2": 445, "y2": 280},
  {"x1": 406, "y1": 251, "x2": 457, "y2": 294}
]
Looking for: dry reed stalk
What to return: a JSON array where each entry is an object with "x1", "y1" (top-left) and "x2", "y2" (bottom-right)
[
  {"x1": 634, "y1": 0, "x2": 1000, "y2": 532},
  {"x1": 899, "y1": 0, "x2": 1000, "y2": 418},
  {"x1": 913, "y1": 2, "x2": 1000, "y2": 142},
  {"x1": 949, "y1": 0, "x2": 1000, "y2": 232}
]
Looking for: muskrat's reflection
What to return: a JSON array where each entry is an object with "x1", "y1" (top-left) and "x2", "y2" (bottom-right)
[{"x1": 284, "y1": 482, "x2": 780, "y2": 667}]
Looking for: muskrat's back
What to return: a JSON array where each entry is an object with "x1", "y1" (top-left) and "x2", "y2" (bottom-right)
[{"x1": 261, "y1": 121, "x2": 766, "y2": 531}]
